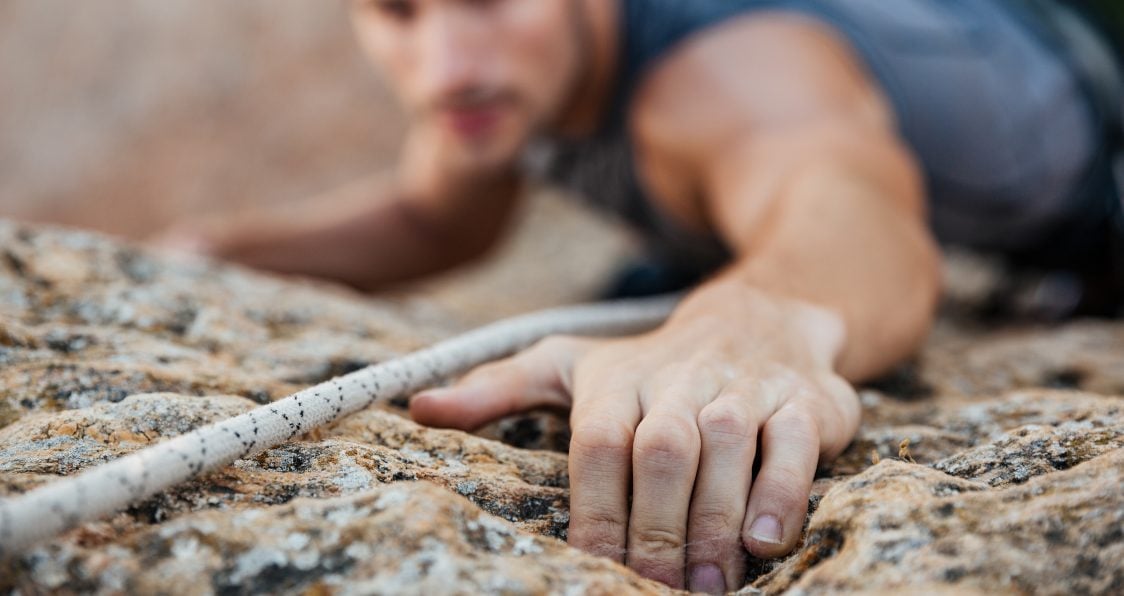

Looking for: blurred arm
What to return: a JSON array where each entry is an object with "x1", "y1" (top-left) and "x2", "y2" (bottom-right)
[{"x1": 154, "y1": 128, "x2": 524, "y2": 292}]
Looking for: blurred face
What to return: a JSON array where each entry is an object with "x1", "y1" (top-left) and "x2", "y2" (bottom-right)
[{"x1": 352, "y1": 0, "x2": 587, "y2": 169}]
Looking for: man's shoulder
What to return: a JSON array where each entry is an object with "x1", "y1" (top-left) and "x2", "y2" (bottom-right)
[{"x1": 630, "y1": 12, "x2": 891, "y2": 157}]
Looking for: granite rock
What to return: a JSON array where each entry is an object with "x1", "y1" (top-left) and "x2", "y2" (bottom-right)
[
  {"x1": 12, "y1": 481, "x2": 662, "y2": 595},
  {"x1": 0, "y1": 220, "x2": 1122, "y2": 594}
]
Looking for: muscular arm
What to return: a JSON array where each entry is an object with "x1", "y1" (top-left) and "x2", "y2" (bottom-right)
[
  {"x1": 682, "y1": 110, "x2": 940, "y2": 382},
  {"x1": 638, "y1": 13, "x2": 940, "y2": 380},
  {"x1": 408, "y1": 14, "x2": 941, "y2": 592},
  {"x1": 155, "y1": 126, "x2": 523, "y2": 292}
]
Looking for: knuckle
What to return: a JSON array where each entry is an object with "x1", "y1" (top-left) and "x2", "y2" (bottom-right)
[
  {"x1": 647, "y1": 360, "x2": 691, "y2": 385},
  {"x1": 791, "y1": 373, "x2": 822, "y2": 396},
  {"x1": 573, "y1": 510, "x2": 626, "y2": 539},
  {"x1": 570, "y1": 418, "x2": 634, "y2": 455},
  {"x1": 690, "y1": 507, "x2": 742, "y2": 537},
  {"x1": 633, "y1": 416, "x2": 698, "y2": 464},
  {"x1": 631, "y1": 526, "x2": 685, "y2": 554},
  {"x1": 774, "y1": 371, "x2": 822, "y2": 402},
  {"x1": 756, "y1": 470, "x2": 810, "y2": 509},
  {"x1": 647, "y1": 356, "x2": 718, "y2": 393},
  {"x1": 569, "y1": 512, "x2": 626, "y2": 558},
  {"x1": 697, "y1": 402, "x2": 754, "y2": 444},
  {"x1": 767, "y1": 405, "x2": 819, "y2": 443}
]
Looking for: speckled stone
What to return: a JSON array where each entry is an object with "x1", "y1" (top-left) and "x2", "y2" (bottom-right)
[
  {"x1": 756, "y1": 450, "x2": 1123, "y2": 594},
  {"x1": 1, "y1": 220, "x2": 1122, "y2": 594},
  {"x1": 8, "y1": 482, "x2": 664, "y2": 595}
]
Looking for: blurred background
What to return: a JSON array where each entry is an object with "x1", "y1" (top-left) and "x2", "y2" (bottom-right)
[
  {"x1": 0, "y1": 1, "x2": 402, "y2": 236},
  {"x1": 0, "y1": 1, "x2": 637, "y2": 321}
]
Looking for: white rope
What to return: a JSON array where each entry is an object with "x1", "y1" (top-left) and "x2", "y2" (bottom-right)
[{"x1": 0, "y1": 292, "x2": 682, "y2": 556}]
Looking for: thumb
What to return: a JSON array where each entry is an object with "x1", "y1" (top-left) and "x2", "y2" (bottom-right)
[{"x1": 409, "y1": 335, "x2": 597, "y2": 430}]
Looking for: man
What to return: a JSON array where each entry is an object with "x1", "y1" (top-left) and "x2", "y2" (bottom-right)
[{"x1": 157, "y1": 0, "x2": 1122, "y2": 592}]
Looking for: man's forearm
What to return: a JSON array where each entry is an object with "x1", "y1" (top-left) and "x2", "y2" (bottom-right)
[
  {"x1": 674, "y1": 165, "x2": 942, "y2": 381},
  {"x1": 215, "y1": 197, "x2": 477, "y2": 291},
  {"x1": 207, "y1": 173, "x2": 520, "y2": 292}
]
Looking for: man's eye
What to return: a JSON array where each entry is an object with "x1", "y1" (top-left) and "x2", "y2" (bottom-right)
[{"x1": 369, "y1": 0, "x2": 415, "y2": 20}]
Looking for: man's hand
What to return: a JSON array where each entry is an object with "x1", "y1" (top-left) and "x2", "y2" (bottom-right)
[{"x1": 409, "y1": 280, "x2": 861, "y2": 593}]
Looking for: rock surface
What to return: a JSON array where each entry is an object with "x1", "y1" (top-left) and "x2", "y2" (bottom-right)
[{"x1": 0, "y1": 220, "x2": 1122, "y2": 594}]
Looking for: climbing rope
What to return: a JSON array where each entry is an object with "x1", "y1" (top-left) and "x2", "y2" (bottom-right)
[{"x1": 0, "y1": 292, "x2": 682, "y2": 556}]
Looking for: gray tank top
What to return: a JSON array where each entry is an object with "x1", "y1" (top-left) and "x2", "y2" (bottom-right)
[{"x1": 522, "y1": 0, "x2": 1104, "y2": 277}]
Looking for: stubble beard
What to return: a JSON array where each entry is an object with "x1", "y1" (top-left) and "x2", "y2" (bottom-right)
[{"x1": 536, "y1": 0, "x2": 597, "y2": 139}]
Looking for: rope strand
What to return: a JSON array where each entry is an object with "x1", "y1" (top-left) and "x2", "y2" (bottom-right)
[{"x1": 0, "y1": 292, "x2": 682, "y2": 556}]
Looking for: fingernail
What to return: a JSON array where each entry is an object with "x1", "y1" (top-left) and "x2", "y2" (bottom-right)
[
  {"x1": 688, "y1": 564, "x2": 725, "y2": 594},
  {"x1": 748, "y1": 515, "x2": 783, "y2": 544},
  {"x1": 410, "y1": 389, "x2": 447, "y2": 408}
]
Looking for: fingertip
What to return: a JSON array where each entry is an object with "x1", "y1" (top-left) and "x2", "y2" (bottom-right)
[
  {"x1": 408, "y1": 389, "x2": 471, "y2": 429},
  {"x1": 688, "y1": 563, "x2": 726, "y2": 595},
  {"x1": 742, "y1": 512, "x2": 799, "y2": 558},
  {"x1": 748, "y1": 513, "x2": 783, "y2": 543},
  {"x1": 407, "y1": 391, "x2": 438, "y2": 424}
]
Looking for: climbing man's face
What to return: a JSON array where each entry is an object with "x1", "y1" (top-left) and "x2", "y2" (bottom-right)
[{"x1": 352, "y1": 0, "x2": 586, "y2": 169}]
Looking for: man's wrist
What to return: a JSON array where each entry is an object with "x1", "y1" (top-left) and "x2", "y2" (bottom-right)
[{"x1": 669, "y1": 275, "x2": 848, "y2": 369}]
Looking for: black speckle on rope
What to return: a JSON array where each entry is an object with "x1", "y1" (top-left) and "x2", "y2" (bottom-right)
[{"x1": 0, "y1": 292, "x2": 681, "y2": 556}]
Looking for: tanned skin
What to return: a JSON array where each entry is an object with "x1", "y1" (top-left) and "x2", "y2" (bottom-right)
[{"x1": 156, "y1": 0, "x2": 941, "y2": 592}]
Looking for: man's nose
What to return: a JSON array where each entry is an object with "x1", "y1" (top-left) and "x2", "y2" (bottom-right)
[{"x1": 416, "y1": 9, "x2": 488, "y2": 99}]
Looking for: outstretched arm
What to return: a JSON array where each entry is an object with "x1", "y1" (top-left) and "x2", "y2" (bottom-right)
[
  {"x1": 410, "y1": 134, "x2": 939, "y2": 587},
  {"x1": 409, "y1": 15, "x2": 941, "y2": 592},
  {"x1": 153, "y1": 127, "x2": 524, "y2": 292}
]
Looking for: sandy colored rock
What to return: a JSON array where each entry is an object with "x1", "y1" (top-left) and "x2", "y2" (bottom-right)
[
  {"x1": 0, "y1": 220, "x2": 1122, "y2": 594},
  {"x1": 7, "y1": 5, "x2": 1118, "y2": 593},
  {"x1": 756, "y1": 451, "x2": 1123, "y2": 595},
  {"x1": 9, "y1": 482, "x2": 665, "y2": 595}
]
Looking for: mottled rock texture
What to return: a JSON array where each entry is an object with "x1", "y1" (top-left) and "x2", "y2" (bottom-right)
[{"x1": 0, "y1": 220, "x2": 1122, "y2": 594}]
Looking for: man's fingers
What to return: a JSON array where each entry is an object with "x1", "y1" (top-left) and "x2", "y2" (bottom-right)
[
  {"x1": 409, "y1": 335, "x2": 592, "y2": 430},
  {"x1": 742, "y1": 404, "x2": 820, "y2": 558},
  {"x1": 684, "y1": 390, "x2": 763, "y2": 594},
  {"x1": 567, "y1": 386, "x2": 642, "y2": 563},
  {"x1": 626, "y1": 397, "x2": 704, "y2": 589}
]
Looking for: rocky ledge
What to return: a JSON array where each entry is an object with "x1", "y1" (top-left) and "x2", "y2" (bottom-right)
[{"x1": 0, "y1": 220, "x2": 1121, "y2": 594}]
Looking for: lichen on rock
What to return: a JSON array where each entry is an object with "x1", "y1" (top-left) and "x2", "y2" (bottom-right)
[{"x1": 0, "y1": 220, "x2": 1122, "y2": 594}]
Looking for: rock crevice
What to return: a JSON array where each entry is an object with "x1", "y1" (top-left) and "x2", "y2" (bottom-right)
[{"x1": 0, "y1": 221, "x2": 1121, "y2": 594}]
